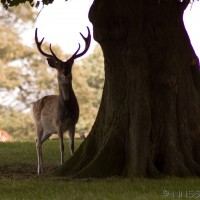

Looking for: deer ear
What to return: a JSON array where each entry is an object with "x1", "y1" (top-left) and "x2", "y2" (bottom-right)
[{"x1": 47, "y1": 58, "x2": 57, "y2": 68}]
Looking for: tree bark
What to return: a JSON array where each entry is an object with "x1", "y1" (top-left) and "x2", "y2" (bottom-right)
[{"x1": 56, "y1": 0, "x2": 200, "y2": 178}]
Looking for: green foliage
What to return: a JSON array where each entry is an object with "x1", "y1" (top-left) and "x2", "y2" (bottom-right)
[
  {"x1": 8, "y1": 2, "x2": 36, "y2": 21},
  {"x1": 0, "y1": 1, "x2": 35, "y2": 24},
  {"x1": 82, "y1": 45, "x2": 105, "y2": 108},
  {"x1": 0, "y1": 26, "x2": 31, "y2": 62},
  {"x1": 0, "y1": 3, "x2": 105, "y2": 140},
  {"x1": 0, "y1": 43, "x2": 104, "y2": 140},
  {"x1": 0, "y1": 0, "x2": 59, "y2": 9},
  {"x1": 0, "y1": 4, "x2": 56, "y2": 139},
  {"x1": 0, "y1": 106, "x2": 35, "y2": 140},
  {"x1": 1, "y1": 0, "x2": 198, "y2": 9},
  {"x1": 1, "y1": 0, "x2": 34, "y2": 9},
  {"x1": 83, "y1": 45, "x2": 104, "y2": 90}
]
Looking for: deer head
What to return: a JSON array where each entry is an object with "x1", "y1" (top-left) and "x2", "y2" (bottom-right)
[{"x1": 35, "y1": 27, "x2": 91, "y2": 85}]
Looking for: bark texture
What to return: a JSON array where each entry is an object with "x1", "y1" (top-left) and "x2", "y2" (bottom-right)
[{"x1": 56, "y1": 0, "x2": 200, "y2": 178}]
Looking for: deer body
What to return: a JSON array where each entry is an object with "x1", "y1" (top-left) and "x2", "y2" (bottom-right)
[{"x1": 33, "y1": 27, "x2": 91, "y2": 175}]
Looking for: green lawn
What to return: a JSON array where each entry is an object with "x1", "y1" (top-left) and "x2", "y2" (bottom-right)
[
  {"x1": 0, "y1": 140, "x2": 81, "y2": 177},
  {"x1": 0, "y1": 141, "x2": 200, "y2": 200}
]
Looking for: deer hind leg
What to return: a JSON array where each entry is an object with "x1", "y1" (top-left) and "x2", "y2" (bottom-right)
[
  {"x1": 36, "y1": 138, "x2": 43, "y2": 175},
  {"x1": 35, "y1": 127, "x2": 44, "y2": 175},
  {"x1": 69, "y1": 126, "x2": 75, "y2": 156},
  {"x1": 36, "y1": 131, "x2": 51, "y2": 175}
]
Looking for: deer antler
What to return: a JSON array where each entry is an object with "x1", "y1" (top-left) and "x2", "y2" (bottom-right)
[
  {"x1": 68, "y1": 26, "x2": 91, "y2": 61},
  {"x1": 35, "y1": 28, "x2": 59, "y2": 61},
  {"x1": 35, "y1": 27, "x2": 91, "y2": 62}
]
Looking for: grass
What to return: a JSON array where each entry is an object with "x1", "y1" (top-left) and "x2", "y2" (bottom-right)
[
  {"x1": 0, "y1": 141, "x2": 200, "y2": 200},
  {"x1": 0, "y1": 140, "x2": 81, "y2": 177}
]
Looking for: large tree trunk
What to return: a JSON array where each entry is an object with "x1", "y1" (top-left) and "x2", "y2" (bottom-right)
[{"x1": 56, "y1": 0, "x2": 200, "y2": 178}]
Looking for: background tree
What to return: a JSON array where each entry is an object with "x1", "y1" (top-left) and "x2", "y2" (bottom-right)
[
  {"x1": 82, "y1": 45, "x2": 104, "y2": 108},
  {"x1": 0, "y1": 3, "x2": 57, "y2": 109},
  {"x1": 0, "y1": 3, "x2": 105, "y2": 140},
  {"x1": 0, "y1": 3, "x2": 38, "y2": 140}
]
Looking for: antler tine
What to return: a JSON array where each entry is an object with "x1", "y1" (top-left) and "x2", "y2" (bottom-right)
[
  {"x1": 68, "y1": 26, "x2": 91, "y2": 61},
  {"x1": 50, "y1": 44, "x2": 60, "y2": 61},
  {"x1": 35, "y1": 28, "x2": 54, "y2": 58},
  {"x1": 69, "y1": 43, "x2": 81, "y2": 60}
]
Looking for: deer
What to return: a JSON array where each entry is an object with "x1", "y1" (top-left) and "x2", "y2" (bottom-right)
[{"x1": 33, "y1": 27, "x2": 91, "y2": 175}]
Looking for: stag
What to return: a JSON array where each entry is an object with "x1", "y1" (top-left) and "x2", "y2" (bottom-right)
[{"x1": 33, "y1": 27, "x2": 91, "y2": 175}]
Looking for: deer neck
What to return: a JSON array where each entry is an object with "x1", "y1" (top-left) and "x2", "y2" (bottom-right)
[{"x1": 58, "y1": 82, "x2": 74, "y2": 103}]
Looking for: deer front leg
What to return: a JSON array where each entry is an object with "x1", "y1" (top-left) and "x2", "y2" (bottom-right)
[
  {"x1": 69, "y1": 126, "x2": 75, "y2": 156},
  {"x1": 59, "y1": 132, "x2": 64, "y2": 165}
]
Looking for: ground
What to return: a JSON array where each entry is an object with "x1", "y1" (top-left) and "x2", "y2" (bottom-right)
[{"x1": 0, "y1": 141, "x2": 200, "y2": 200}]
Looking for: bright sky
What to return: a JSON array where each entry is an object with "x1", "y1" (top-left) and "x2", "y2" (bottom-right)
[
  {"x1": 25, "y1": 0, "x2": 200, "y2": 59},
  {"x1": 184, "y1": 2, "x2": 200, "y2": 59},
  {"x1": 33, "y1": 0, "x2": 95, "y2": 57}
]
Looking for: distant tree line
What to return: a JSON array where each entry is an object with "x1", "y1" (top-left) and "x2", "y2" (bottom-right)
[{"x1": 0, "y1": 3, "x2": 104, "y2": 140}]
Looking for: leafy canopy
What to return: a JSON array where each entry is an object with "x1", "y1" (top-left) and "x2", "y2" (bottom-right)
[
  {"x1": 1, "y1": 0, "x2": 58, "y2": 9},
  {"x1": 0, "y1": 0, "x2": 198, "y2": 9}
]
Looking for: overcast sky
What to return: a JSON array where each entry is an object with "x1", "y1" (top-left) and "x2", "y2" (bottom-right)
[
  {"x1": 32, "y1": 0, "x2": 94, "y2": 56},
  {"x1": 26, "y1": 0, "x2": 200, "y2": 59}
]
